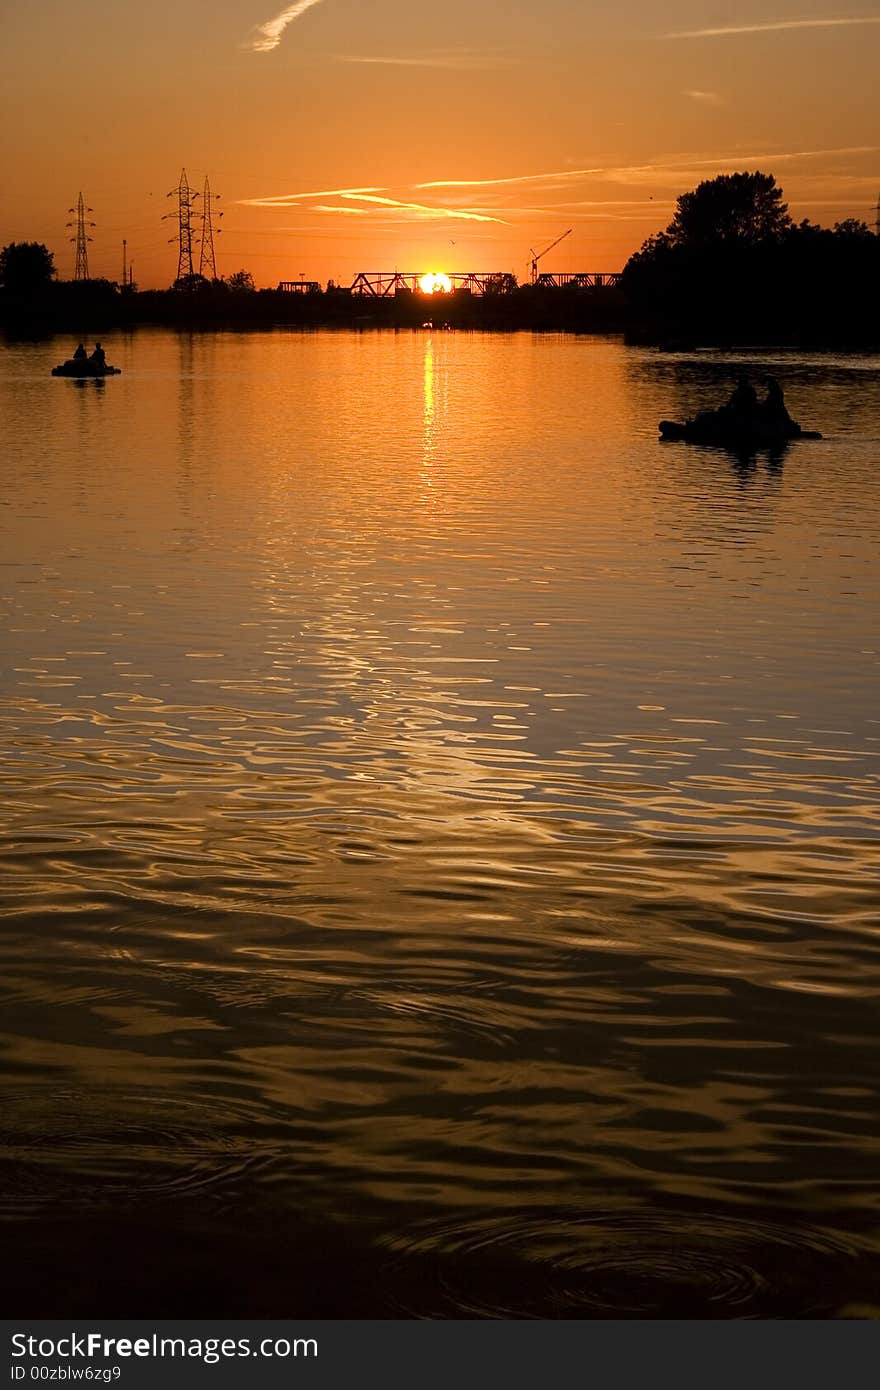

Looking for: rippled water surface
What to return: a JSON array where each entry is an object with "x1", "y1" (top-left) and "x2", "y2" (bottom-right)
[{"x1": 1, "y1": 331, "x2": 879, "y2": 1317}]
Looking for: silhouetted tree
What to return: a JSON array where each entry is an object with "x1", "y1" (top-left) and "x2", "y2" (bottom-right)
[
  {"x1": 664, "y1": 171, "x2": 791, "y2": 247},
  {"x1": 226, "y1": 269, "x2": 255, "y2": 292},
  {"x1": 622, "y1": 172, "x2": 879, "y2": 345},
  {"x1": 173, "y1": 273, "x2": 210, "y2": 292},
  {"x1": 831, "y1": 218, "x2": 874, "y2": 239},
  {"x1": 0, "y1": 241, "x2": 56, "y2": 295}
]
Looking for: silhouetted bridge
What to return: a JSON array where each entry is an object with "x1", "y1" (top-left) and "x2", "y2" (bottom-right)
[
  {"x1": 350, "y1": 272, "x2": 516, "y2": 296},
  {"x1": 349, "y1": 271, "x2": 621, "y2": 297},
  {"x1": 535, "y1": 271, "x2": 621, "y2": 289},
  {"x1": 278, "y1": 280, "x2": 321, "y2": 294}
]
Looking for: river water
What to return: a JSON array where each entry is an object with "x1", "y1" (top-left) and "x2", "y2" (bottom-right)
[{"x1": 1, "y1": 330, "x2": 878, "y2": 1317}]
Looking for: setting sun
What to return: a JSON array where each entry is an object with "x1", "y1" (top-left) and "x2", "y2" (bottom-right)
[{"x1": 419, "y1": 271, "x2": 453, "y2": 294}]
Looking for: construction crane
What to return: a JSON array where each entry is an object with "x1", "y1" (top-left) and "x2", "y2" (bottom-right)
[{"x1": 529, "y1": 227, "x2": 572, "y2": 285}]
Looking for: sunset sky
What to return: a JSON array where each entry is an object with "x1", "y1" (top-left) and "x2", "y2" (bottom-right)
[{"x1": 1, "y1": 1, "x2": 878, "y2": 288}]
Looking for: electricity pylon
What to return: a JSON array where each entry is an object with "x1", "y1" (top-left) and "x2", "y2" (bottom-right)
[
  {"x1": 196, "y1": 176, "x2": 222, "y2": 281},
  {"x1": 164, "y1": 168, "x2": 197, "y2": 281},
  {"x1": 67, "y1": 193, "x2": 94, "y2": 281}
]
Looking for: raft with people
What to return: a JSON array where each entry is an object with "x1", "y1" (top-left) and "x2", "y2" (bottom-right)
[
  {"x1": 52, "y1": 342, "x2": 121, "y2": 377},
  {"x1": 659, "y1": 376, "x2": 821, "y2": 447}
]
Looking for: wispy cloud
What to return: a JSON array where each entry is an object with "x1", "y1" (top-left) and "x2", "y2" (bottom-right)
[
  {"x1": 663, "y1": 16, "x2": 880, "y2": 40},
  {"x1": 417, "y1": 167, "x2": 606, "y2": 190},
  {"x1": 238, "y1": 187, "x2": 385, "y2": 206},
  {"x1": 418, "y1": 146, "x2": 875, "y2": 193},
  {"x1": 247, "y1": 0, "x2": 326, "y2": 54},
  {"x1": 683, "y1": 89, "x2": 724, "y2": 105},
  {"x1": 598, "y1": 147, "x2": 880, "y2": 190},
  {"x1": 237, "y1": 188, "x2": 509, "y2": 223},
  {"x1": 335, "y1": 49, "x2": 511, "y2": 70},
  {"x1": 238, "y1": 146, "x2": 878, "y2": 224},
  {"x1": 339, "y1": 193, "x2": 509, "y2": 223},
  {"x1": 643, "y1": 144, "x2": 879, "y2": 168}
]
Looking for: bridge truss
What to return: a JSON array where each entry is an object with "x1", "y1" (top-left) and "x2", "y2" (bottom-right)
[
  {"x1": 350, "y1": 271, "x2": 518, "y2": 297},
  {"x1": 534, "y1": 272, "x2": 621, "y2": 289}
]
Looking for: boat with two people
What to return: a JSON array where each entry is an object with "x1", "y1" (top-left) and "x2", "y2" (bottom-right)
[
  {"x1": 659, "y1": 375, "x2": 821, "y2": 448},
  {"x1": 52, "y1": 342, "x2": 121, "y2": 378}
]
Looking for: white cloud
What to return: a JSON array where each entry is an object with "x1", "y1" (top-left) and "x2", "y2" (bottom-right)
[{"x1": 247, "y1": 0, "x2": 326, "y2": 54}]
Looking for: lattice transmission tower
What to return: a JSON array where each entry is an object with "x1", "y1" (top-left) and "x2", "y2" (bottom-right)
[
  {"x1": 164, "y1": 168, "x2": 198, "y2": 281},
  {"x1": 196, "y1": 176, "x2": 223, "y2": 280},
  {"x1": 67, "y1": 193, "x2": 94, "y2": 281}
]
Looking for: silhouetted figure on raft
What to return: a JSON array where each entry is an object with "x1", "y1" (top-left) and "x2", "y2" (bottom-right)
[
  {"x1": 761, "y1": 377, "x2": 796, "y2": 430},
  {"x1": 689, "y1": 375, "x2": 759, "y2": 433},
  {"x1": 51, "y1": 341, "x2": 121, "y2": 378},
  {"x1": 726, "y1": 375, "x2": 759, "y2": 419},
  {"x1": 659, "y1": 374, "x2": 821, "y2": 446}
]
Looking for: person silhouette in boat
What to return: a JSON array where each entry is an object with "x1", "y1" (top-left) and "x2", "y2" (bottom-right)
[
  {"x1": 691, "y1": 374, "x2": 757, "y2": 433},
  {"x1": 761, "y1": 377, "x2": 795, "y2": 429},
  {"x1": 725, "y1": 375, "x2": 759, "y2": 420},
  {"x1": 89, "y1": 342, "x2": 106, "y2": 370},
  {"x1": 72, "y1": 343, "x2": 88, "y2": 364}
]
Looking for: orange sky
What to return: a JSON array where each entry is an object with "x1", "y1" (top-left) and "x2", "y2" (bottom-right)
[{"x1": 1, "y1": 1, "x2": 877, "y2": 288}]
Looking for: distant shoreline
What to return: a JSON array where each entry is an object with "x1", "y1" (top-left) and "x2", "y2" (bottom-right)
[
  {"x1": 0, "y1": 282, "x2": 629, "y2": 338},
  {"x1": 4, "y1": 285, "x2": 878, "y2": 353},
  {"x1": 3, "y1": 309, "x2": 873, "y2": 355}
]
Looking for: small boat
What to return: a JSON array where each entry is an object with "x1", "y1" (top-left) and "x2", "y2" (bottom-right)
[
  {"x1": 659, "y1": 416, "x2": 821, "y2": 447},
  {"x1": 52, "y1": 359, "x2": 121, "y2": 378}
]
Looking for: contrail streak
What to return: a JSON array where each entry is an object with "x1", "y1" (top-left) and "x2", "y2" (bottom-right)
[
  {"x1": 238, "y1": 190, "x2": 509, "y2": 223},
  {"x1": 248, "y1": 0, "x2": 326, "y2": 53},
  {"x1": 340, "y1": 193, "x2": 509, "y2": 223},
  {"x1": 417, "y1": 168, "x2": 605, "y2": 190},
  {"x1": 664, "y1": 16, "x2": 880, "y2": 39},
  {"x1": 238, "y1": 187, "x2": 385, "y2": 206},
  {"x1": 683, "y1": 90, "x2": 724, "y2": 105},
  {"x1": 419, "y1": 146, "x2": 878, "y2": 193},
  {"x1": 336, "y1": 51, "x2": 509, "y2": 69}
]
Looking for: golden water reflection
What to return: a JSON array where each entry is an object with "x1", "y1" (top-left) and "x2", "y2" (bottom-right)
[{"x1": 1, "y1": 332, "x2": 879, "y2": 1316}]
